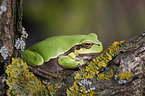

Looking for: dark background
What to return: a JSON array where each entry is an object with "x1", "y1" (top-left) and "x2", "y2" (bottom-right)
[{"x1": 22, "y1": 0, "x2": 145, "y2": 50}]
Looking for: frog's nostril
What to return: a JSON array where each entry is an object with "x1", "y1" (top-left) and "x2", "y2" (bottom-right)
[{"x1": 95, "y1": 44, "x2": 100, "y2": 46}]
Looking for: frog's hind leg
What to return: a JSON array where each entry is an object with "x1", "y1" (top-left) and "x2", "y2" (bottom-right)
[{"x1": 22, "y1": 50, "x2": 44, "y2": 66}]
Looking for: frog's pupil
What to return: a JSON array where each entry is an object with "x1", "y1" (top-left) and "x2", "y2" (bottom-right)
[{"x1": 85, "y1": 43, "x2": 91, "y2": 45}]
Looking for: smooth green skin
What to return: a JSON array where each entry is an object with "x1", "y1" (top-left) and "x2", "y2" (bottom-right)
[{"x1": 22, "y1": 33, "x2": 103, "y2": 68}]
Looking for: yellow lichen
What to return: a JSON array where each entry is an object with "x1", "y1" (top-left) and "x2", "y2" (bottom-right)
[
  {"x1": 47, "y1": 85, "x2": 59, "y2": 96},
  {"x1": 97, "y1": 72, "x2": 113, "y2": 81},
  {"x1": 105, "y1": 72, "x2": 113, "y2": 79},
  {"x1": 97, "y1": 61, "x2": 107, "y2": 67},
  {"x1": 5, "y1": 58, "x2": 49, "y2": 96},
  {"x1": 117, "y1": 71, "x2": 132, "y2": 80},
  {"x1": 97, "y1": 74, "x2": 105, "y2": 81}
]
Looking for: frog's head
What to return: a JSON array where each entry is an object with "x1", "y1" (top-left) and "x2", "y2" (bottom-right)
[
  {"x1": 76, "y1": 33, "x2": 103, "y2": 54},
  {"x1": 58, "y1": 33, "x2": 103, "y2": 68}
]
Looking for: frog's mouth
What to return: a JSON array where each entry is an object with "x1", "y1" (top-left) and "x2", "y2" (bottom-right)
[{"x1": 75, "y1": 53, "x2": 97, "y2": 65}]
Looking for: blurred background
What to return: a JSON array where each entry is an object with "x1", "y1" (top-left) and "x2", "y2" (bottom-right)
[{"x1": 23, "y1": 0, "x2": 145, "y2": 50}]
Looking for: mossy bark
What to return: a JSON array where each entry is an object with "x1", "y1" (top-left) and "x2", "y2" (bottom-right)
[{"x1": 0, "y1": 0, "x2": 23, "y2": 95}]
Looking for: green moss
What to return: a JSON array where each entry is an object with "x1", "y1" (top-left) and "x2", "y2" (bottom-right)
[
  {"x1": 117, "y1": 71, "x2": 132, "y2": 80},
  {"x1": 5, "y1": 58, "x2": 49, "y2": 96},
  {"x1": 74, "y1": 40, "x2": 124, "y2": 80}
]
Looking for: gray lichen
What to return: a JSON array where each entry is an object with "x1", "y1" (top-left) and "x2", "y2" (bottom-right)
[
  {"x1": 21, "y1": 27, "x2": 28, "y2": 38},
  {"x1": 15, "y1": 37, "x2": 25, "y2": 51},
  {"x1": 0, "y1": 45, "x2": 8, "y2": 59},
  {"x1": 14, "y1": 27, "x2": 28, "y2": 51},
  {"x1": 78, "y1": 79, "x2": 95, "y2": 93},
  {"x1": 0, "y1": 0, "x2": 7, "y2": 17}
]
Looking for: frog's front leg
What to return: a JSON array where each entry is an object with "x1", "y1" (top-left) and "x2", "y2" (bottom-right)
[{"x1": 58, "y1": 52, "x2": 83, "y2": 68}]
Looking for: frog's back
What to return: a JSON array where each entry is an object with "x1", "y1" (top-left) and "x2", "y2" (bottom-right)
[{"x1": 28, "y1": 33, "x2": 98, "y2": 62}]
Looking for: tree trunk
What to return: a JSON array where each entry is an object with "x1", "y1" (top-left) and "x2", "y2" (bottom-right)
[{"x1": 0, "y1": 0, "x2": 23, "y2": 95}]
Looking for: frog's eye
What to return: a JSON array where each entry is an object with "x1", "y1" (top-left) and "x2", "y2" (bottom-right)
[{"x1": 82, "y1": 42, "x2": 93, "y2": 49}]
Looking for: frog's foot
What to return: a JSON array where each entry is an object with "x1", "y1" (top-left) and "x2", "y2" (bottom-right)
[{"x1": 28, "y1": 65, "x2": 60, "y2": 79}]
